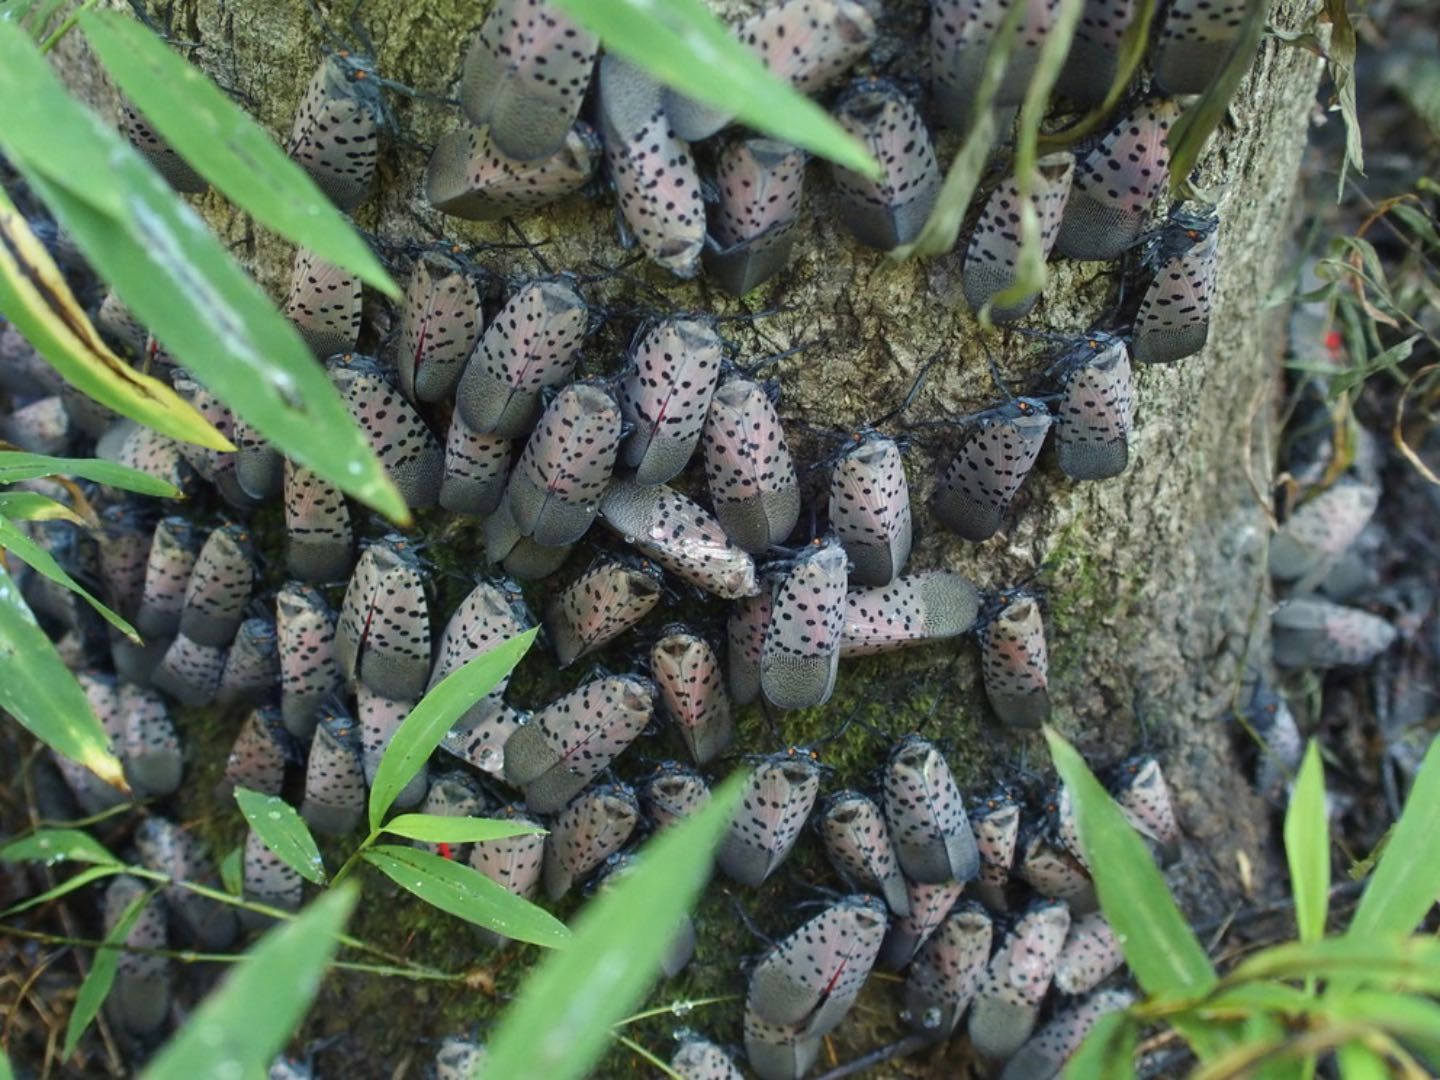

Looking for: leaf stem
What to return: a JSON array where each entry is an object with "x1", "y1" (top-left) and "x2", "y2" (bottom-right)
[
  {"x1": 329, "y1": 828, "x2": 380, "y2": 889},
  {"x1": 38, "y1": 0, "x2": 100, "y2": 53}
]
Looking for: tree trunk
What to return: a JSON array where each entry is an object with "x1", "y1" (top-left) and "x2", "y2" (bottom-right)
[{"x1": 60, "y1": 0, "x2": 1326, "y2": 1073}]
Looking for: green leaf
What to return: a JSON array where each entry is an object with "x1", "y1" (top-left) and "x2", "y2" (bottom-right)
[
  {"x1": 1332, "y1": 1043, "x2": 1395, "y2": 1080},
  {"x1": 141, "y1": 885, "x2": 357, "y2": 1080},
  {"x1": 368, "y1": 627, "x2": 537, "y2": 830},
  {"x1": 0, "y1": 828, "x2": 120, "y2": 867},
  {"x1": 1229, "y1": 936, "x2": 1440, "y2": 993},
  {"x1": 1329, "y1": 335, "x2": 1419, "y2": 399},
  {"x1": 1063, "y1": 1010, "x2": 1137, "y2": 1080},
  {"x1": 219, "y1": 846, "x2": 243, "y2": 896},
  {"x1": 1350, "y1": 735, "x2": 1440, "y2": 940},
  {"x1": 1325, "y1": 990, "x2": 1440, "y2": 1058},
  {"x1": 381, "y1": 814, "x2": 547, "y2": 845},
  {"x1": 0, "y1": 492, "x2": 86, "y2": 524},
  {"x1": 483, "y1": 772, "x2": 747, "y2": 1080},
  {"x1": 234, "y1": 788, "x2": 326, "y2": 886},
  {"x1": 1321, "y1": 0, "x2": 1363, "y2": 198},
  {"x1": 1284, "y1": 741, "x2": 1330, "y2": 945},
  {"x1": 0, "y1": 564, "x2": 128, "y2": 790},
  {"x1": 64, "y1": 884, "x2": 153, "y2": 1056},
  {"x1": 0, "y1": 515, "x2": 140, "y2": 641},
  {"x1": 0, "y1": 1044, "x2": 11, "y2": 1080},
  {"x1": 891, "y1": 109, "x2": 997, "y2": 259},
  {"x1": 362, "y1": 844, "x2": 570, "y2": 948},
  {"x1": 550, "y1": 0, "x2": 877, "y2": 177},
  {"x1": 0, "y1": 863, "x2": 125, "y2": 917},
  {"x1": 1038, "y1": 0, "x2": 1158, "y2": 153},
  {"x1": 77, "y1": 11, "x2": 395, "y2": 298},
  {"x1": 0, "y1": 23, "x2": 407, "y2": 524},
  {"x1": 0, "y1": 450, "x2": 180, "y2": 496},
  {"x1": 0, "y1": 186, "x2": 230, "y2": 451}
]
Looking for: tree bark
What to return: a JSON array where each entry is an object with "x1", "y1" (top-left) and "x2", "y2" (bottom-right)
[{"x1": 61, "y1": 0, "x2": 1326, "y2": 1073}]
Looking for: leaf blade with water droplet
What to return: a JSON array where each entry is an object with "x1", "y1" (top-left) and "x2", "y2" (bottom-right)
[
  {"x1": 235, "y1": 787, "x2": 327, "y2": 885},
  {"x1": 381, "y1": 814, "x2": 547, "y2": 844},
  {"x1": 0, "y1": 829, "x2": 120, "y2": 867}
]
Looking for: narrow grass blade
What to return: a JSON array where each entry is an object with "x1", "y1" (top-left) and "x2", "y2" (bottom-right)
[
  {"x1": 0, "y1": 492, "x2": 85, "y2": 524},
  {"x1": 0, "y1": 829, "x2": 120, "y2": 867},
  {"x1": 1323, "y1": 990, "x2": 1440, "y2": 1059},
  {"x1": 0, "y1": 864, "x2": 125, "y2": 917},
  {"x1": 1349, "y1": 735, "x2": 1440, "y2": 939},
  {"x1": 362, "y1": 844, "x2": 570, "y2": 948},
  {"x1": 1229, "y1": 936, "x2": 1440, "y2": 992},
  {"x1": 1284, "y1": 742, "x2": 1330, "y2": 945},
  {"x1": 551, "y1": 0, "x2": 877, "y2": 176},
  {"x1": 219, "y1": 846, "x2": 243, "y2": 896},
  {"x1": 141, "y1": 885, "x2": 357, "y2": 1080},
  {"x1": 0, "y1": 451, "x2": 181, "y2": 496},
  {"x1": 64, "y1": 885, "x2": 153, "y2": 1056},
  {"x1": 0, "y1": 565, "x2": 127, "y2": 789},
  {"x1": 1063, "y1": 1010, "x2": 1137, "y2": 1080},
  {"x1": 235, "y1": 788, "x2": 326, "y2": 885},
  {"x1": 0, "y1": 187, "x2": 229, "y2": 450},
  {"x1": 77, "y1": 11, "x2": 395, "y2": 297},
  {"x1": 381, "y1": 815, "x2": 546, "y2": 844},
  {"x1": 368, "y1": 627, "x2": 536, "y2": 830},
  {"x1": 0, "y1": 516, "x2": 140, "y2": 641},
  {"x1": 1039, "y1": 0, "x2": 1158, "y2": 152},
  {"x1": 482, "y1": 772, "x2": 746, "y2": 1080}
]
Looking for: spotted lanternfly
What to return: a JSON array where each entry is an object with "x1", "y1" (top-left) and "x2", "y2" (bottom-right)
[
  {"x1": 233, "y1": 415, "x2": 283, "y2": 501},
  {"x1": 963, "y1": 153, "x2": 1075, "y2": 321},
  {"x1": 819, "y1": 789, "x2": 910, "y2": 916},
  {"x1": 1002, "y1": 988, "x2": 1136, "y2": 1080},
  {"x1": 97, "y1": 290, "x2": 148, "y2": 356},
  {"x1": 1053, "y1": 910, "x2": 1123, "y2": 995},
  {"x1": 102, "y1": 875, "x2": 171, "y2": 1036},
  {"x1": 282, "y1": 459, "x2": 353, "y2": 584},
  {"x1": 275, "y1": 582, "x2": 343, "y2": 740},
  {"x1": 507, "y1": 379, "x2": 622, "y2": 548},
  {"x1": 53, "y1": 749, "x2": 127, "y2": 817},
  {"x1": 1134, "y1": 208, "x2": 1220, "y2": 365},
  {"x1": 335, "y1": 534, "x2": 432, "y2": 700},
  {"x1": 78, "y1": 671, "x2": 122, "y2": 744},
  {"x1": 112, "y1": 421, "x2": 192, "y2": 494},
  {"x1": 879, "y1": 878, "x2": 966, "y2": 971},
  {"x1": 1269, "y1": 480, "x2": 1379, "y2": 582},
  {"x1": 170, "y1": 371, "x2": 240, "y2": 496},
  {"x1": 839, "y1": 570, "x2": 982, "y2": 657},
  {"x1": 1246, "y1": 680, "x2": 1302, "y2": 803},
  {"x1": 598, "y1": 479, "x2": 759, "y2": 599},
  {"x1": 619, "y1": 317, "x2": 724, "y2": 486},
  {"x1": 221, "y1": 705, "x2": 295, "y2": 798},
  {"x1": 426, "y1": 121, "x2": 600, "y2": 221},
  {"x1": 542, "y1": 783, "x2": 640, "y2": 900},
  {"x1": 1056, "y1": 0, "x2": 1135, "y2": 104},
  {"x1": 301, "y1": 705, "x2": 366, "y2": 836},
  {"x1": 830, "y1": 79, "x2": 941, "y2": 251},
  {"x1": 435, "y1": 1037, "x2": 488, "y2": 1080},
  {"x1": 1052, "y1": 333, "x2": 1135, "y2": 481},
  {"x1": 716, "y1": 747, "x2": 822, "y2": 886},
  {"x1": 469, "y1": 803, "x2": 546, "y2": 946},
  {"x1": 726, "y1": 589, "x2": 772, "y2": 705},
  {"x1": 665, "y1": 0, "x2": 875, "y2": 141},
  {"x1": 828, "y1": 431, "x2": 911, "y2": 587},
  {"x1": 399, "y1": 254, "x2": 484, "y2": 405},
  {"x1": 1152, "y1": 0, "x2": 1246, "y2": 93},
  {"x1": 134, "y1": 816, "x2": 238, "y2": 949},
  {"x1": 651, "y1": 627, "x2": 734, "y2": 765},
  {"x1": 743, "y1": 1002, "x2": 821, "y2": 1080},
  {"x1": 430, "y1": 578, "x2": 533, "y2": 751},
  {"x1": 1017, "y1": 825, "x2": 1096, "y2": 910},
  {"x1": 883, "y1": 735, "x2": 979, "y2": 884},
  {"x1": 153, "y1": 632, "x2": 227, "y2": 706},
  {"x1": 459, "y1": 0, "x2": 598, "y2": 161},
  {"x1": 118, "y1": 684, "x2": 181, "y2": 797},
  {"x1": 96, "y1": 503, "x2": 153, "y2": 622},
  {"x1": 483, "y1": 493, "x2": 574, "y2": 580},
  {"x1": 440, "y1": 413, "x2": 511, "y2": 517},
  {"x1": 968, "y1": 898, "x2": 1072, "y2": 1060},
  {"x1": 704, "y1": 137, "x2": 808, "y2": 296},
  {"x1": 671, "y1": 1030, "x2": 744, "y2": 1080},
  {"x1": 762, "y1": 538, "x2": 848, "y2": 709},
  {"x1": 455, "y1": 278, "x2": 588, "y2": 438},
  {"x1": 120, "y1": 99, "x2": 208, "y2": 193},
  {"x1": 414, "y1": 770, "x2": 487, "y2": 859},
  {"x1": 641, "y1": 761, "x2": 712, "y2": 829},
  {"x1": 1056, "y1": 98, "x2": 1182, "y2": 261},
  {"x1": 903, "y1": 902, "x2": 993, "y2": 1040},
  {"x1": 284, "y1": 248, "x2": 362, "y2": 359},
  {"x1": 329, "y1": 353, "x2": 444, "y2": 509},
  {"x1": 597, "y1": 54, "x2": 705, "y2": 278},
  {"x1": 358, "y1": 685, "x2": 428, "y2": 810},
  {"x1": 442, "y1": 702, "x2": 529, "y2": 780},
  {"x1": 545, "y1": 556, "x2": 664, "y2": 668},
  {"x1": 748, "y1": 894, "x2": 888, "y2": 1037},
  {"x1": 242, "y1": 826, "x2": 302, "y2": 923},
  {"x1": 933, "y1": 399, "x2": 1053, "y2": 542},
  {"x1": 1272, "y1": 597, "x2": 1396, "y2": 670},
  {"x1": 0, "y1": 395, "x2": 70, "y2": 456},
  {"x1": 176, "y1": 525, "x2": 253, "y2": 648},
  {"x1": 930, "y1": 0, "x2": 1060, "y2": 128},
  {"x1": 980, "y1": 590, "x2": 1051, "y2": 729},
  {"x1": 1053, "y1": 784, "x2": 1088, "y2": 869},
  {"x1": 1109, "y1": 755, "x2": 1181, "y2": 865},
  {"x1": 502, "y1": 674, "x2": 655, "y2": 814},
  {"x1": 286, "y1": 51, "x2": 382, "y2": 210}
]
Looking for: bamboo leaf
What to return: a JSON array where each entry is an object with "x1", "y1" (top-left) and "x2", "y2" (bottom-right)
[
  {"x1": 483, "y1": 772, "x2": 747, "y2": 1080},
  {"x1": 368, "y1": 627, "x2": 537, "y2": 830},
  {"x1": 0, "y1": 492, "x2": 85, "y2": 524},
  {"x1": 0, "y1": 565, "x2": 127, "y2": 790},
  {"x1": 0, "y1": 187, "x2": 230, "y2": 450},
  {"x1": 362, "y1": 844, "x2": 570, "y2": 948},
  {"x1": 1229, "y1": 936, "x2": 1440, "y2": 992},
  {"x1": 1350, "y1": 735, "x2": 1440, "y2": 939},
  {"x1": 0, "y1": 450, "x2": 180, "y2": 496},
  {"x1": 0, "y1": 515, "x2": 139, "y2": 641},
  {"x1": 0, "y1": 828, "x2": 120, "y2": 867},
  {"x1": 64, "y1": 885, "x2": 153, "y2": 1056},
  {"x1": 234, "y1": 788, "x2": 326, "y2": 886},
  {"x1": 381, "y1": 814, "x2": 547, "y2": 845},
  {"x1": 141, "y1": 885, "x2": 357, "y2": 1080},
  {"x1": 0, "y1": 23, "x2": 408, "y2": 523},
  {"x1": 550, "y1": 0, "x2": 877, "y2": 177},
  {"x1": 1284, "y1": 741, "x2": 1330, "y2": 945},
  {"x1": 0, "y1": 863, "x2": 125, "y2": 917},
  {"x1": 77, "y1": 11, "x2": 395, "y2": 297},
  {"x1": 1063, "y1": 1010, "x2": 1137, "y2": 1080}
]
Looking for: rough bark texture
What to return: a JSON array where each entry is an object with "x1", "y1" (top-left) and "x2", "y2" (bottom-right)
[{"x1": 59, "y1": 0, "x2": 1325, "y2": 1074}]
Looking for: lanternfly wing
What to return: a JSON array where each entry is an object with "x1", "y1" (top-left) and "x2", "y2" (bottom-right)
[
  {"x1": 761, "y1": 539, "x2": 848, "y2": 709},
  {"x1": 1053, "y1": 334, "x2": 1135, "y2": 481},
  {"x1": 285, "y1": 53, "x2": 381, "y2": 210},
  {"x1": 980, "y1": 592, "x2": 1052, "y2": 728},
  {"x1": 619, "y1": 317, "x2": 724, "y2": 486},
  {"x1": 399, "y1": 254, "x2": 483, "y2": 404},
  {"x1": 830, "y1": 79, "x2": 941, "y2": 251},
  {"x1": 426, "y1": 121, "x2": 599, "y2": 221},
  {"x1": 284, "y1": 248, "x2": 361, "y2": 359},
  {"x1": 715, "y1": 749, "x2": 821, "y2": 886},
  {"x1": 882, "y1": 735, "x2": 979, "y2": 883},
  {"x1": 650, "y1": 627, "x2": 734, "y2": 765},
  {"x1": 283, "y1": 459, "x2": 353, "y2": 583},
  {"x1": 932, "y1": 399, "x2": 1053, "y2": 542},
  {"x1": 704, "y1": 136, "x2": 808, "y2": 295},
  {"x1": 1134, "y1": 211, "x2": 1220, "y2": 365},
  {"x1": 545, "y1": 557, "x2": 664, "y2": 668},
  {"x1": 829, "y1": 431, "x2": 911, "y2": 586},
  {"x1": 839, "y1": 571, "x2": 982, "y2": 657},
  {"x1": 962, "y1": 152, "x2": 1075, "y2": 321},
  {"x1": 1153, "y1": 0, "x2": 1247, "y2": 93},
  {"x1": 703, "y1": 377, "x2": 800, "y2": 554},
  {"x1": 329, "y1": 354, "x2": 443, "y2": 509}
]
